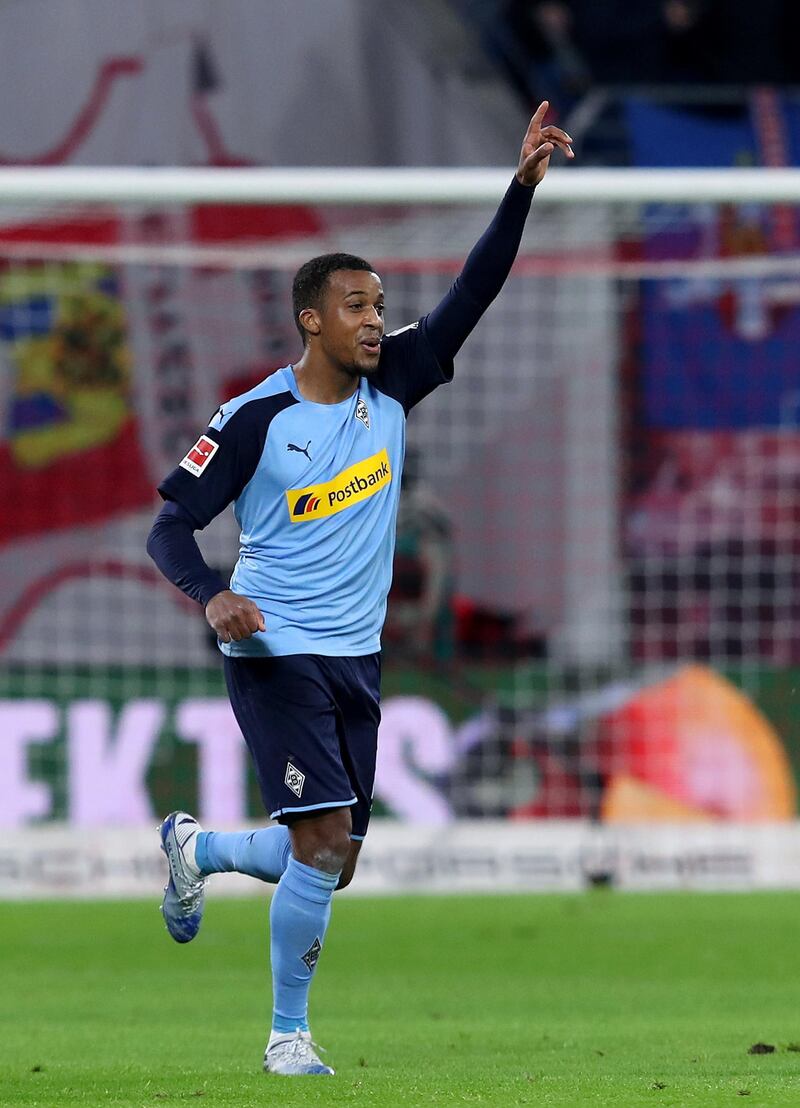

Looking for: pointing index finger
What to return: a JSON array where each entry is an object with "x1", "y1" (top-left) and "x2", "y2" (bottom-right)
[{"x1": 529, "y1": 100, "x2": 549, "y2": 134}]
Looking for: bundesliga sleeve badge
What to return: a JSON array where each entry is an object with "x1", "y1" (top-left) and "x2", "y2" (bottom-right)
[{"x1": 179, "y1": 434, "x2": 219, "y2": 477}]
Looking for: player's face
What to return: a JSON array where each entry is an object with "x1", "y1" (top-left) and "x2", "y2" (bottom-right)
[{"x1": 318, "y1": 269, "x2": 385, "y2": 375}]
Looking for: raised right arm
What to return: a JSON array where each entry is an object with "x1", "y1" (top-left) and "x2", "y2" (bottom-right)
[
  {"x1": 373, "y1": 103, "x2": 573, "y2": 414},
  {"x1": 425, "y1": 101, "x2": 573, "y2": 366}
]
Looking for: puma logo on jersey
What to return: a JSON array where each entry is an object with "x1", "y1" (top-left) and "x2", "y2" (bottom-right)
[{"x1": 287, "y1": 440, "x2": 312, "y2": 461}]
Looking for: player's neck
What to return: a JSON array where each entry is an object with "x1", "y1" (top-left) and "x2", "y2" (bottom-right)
[{"x1": 292, "y1": 349, "x2": 360, "y2": 405}]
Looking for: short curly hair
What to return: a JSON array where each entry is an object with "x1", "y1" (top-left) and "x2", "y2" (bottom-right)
[{"x1": 291, "y1": 252, "x2": 374, "y2": 344}]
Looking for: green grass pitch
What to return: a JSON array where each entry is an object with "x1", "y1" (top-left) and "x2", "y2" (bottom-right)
[{"x1": 1, "y1": 891, "x2": 800, "y2": 1106}]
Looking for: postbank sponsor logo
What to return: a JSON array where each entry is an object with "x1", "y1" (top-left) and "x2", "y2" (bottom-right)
[{"x1": 287, "y1": 448, "x2": 391, "y2": 522}]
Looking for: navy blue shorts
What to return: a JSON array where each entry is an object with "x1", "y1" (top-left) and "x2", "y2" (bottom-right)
[{"x1": 223, "y1": 653, "x2": 381, "y2": 840}]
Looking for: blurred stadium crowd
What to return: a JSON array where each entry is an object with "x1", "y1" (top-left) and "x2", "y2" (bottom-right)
[{"x1": 461, "y1": 0, "x2": 800, "y2": 111}]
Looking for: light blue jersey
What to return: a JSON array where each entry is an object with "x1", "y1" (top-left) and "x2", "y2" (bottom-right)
[{"x1": 158, "y1": 320, "x2": 452, "y2": 656}]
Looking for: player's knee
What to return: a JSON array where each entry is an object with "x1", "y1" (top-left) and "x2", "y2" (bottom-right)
[
  {"x1": 289, "y1": 808, "x2": 353, "y2": 874},
  {"x1": 310, "y1": 841, "x2": 351, "y2": 873}
]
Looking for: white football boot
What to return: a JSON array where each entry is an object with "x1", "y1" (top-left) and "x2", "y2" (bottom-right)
[
  {"x1": 264, "y1": 1030, "x2": 334, "y2": 1076},
  {"x1": 159, "y1": 811, "x2": 206, "y2": 943}
]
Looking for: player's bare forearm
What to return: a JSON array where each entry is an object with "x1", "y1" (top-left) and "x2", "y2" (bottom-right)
[
  {"x1": 205, "y1": 589, "x2": 266, "y2": 643},
  {"x1": 515, "y1": 100, "x2": 573, "y2": 188}
]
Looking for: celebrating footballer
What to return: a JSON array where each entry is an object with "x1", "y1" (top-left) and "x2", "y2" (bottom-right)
[{"x1": 147, "y1": 101, "x2": 573, "y2": 1076}]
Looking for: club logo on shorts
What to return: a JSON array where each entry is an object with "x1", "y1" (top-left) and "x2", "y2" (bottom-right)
[
  {"x1": 355, "y1": 398, "x2": 370, "y2": 429},
  {"x1": 301, "y1": 937, "x2": 322, "y2": 972},
  {"x1": 285, "y1": 761, "x2": 305, "y2": 798},
  {"x1": 179, "y1": 435, "x2": 219, "y2": 477}
]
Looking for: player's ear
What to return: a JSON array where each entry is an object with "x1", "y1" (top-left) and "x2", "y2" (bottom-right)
[{"x1": 299, "y1": 308, "x2": 321, "y2": 338}]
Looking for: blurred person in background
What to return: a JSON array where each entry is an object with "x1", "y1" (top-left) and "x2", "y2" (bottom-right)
[
  {"x1": 500, "y1": 1, "x2": 592, "y2": 112},
  {"x1": 385, "y1": 447, "x2": 455, "y2": 663},
  {"x1": 493, "y1": 0, "x2": 799, "y2": 114}
]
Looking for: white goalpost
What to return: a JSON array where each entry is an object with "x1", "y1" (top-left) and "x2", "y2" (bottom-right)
[
  {"x1": 2, "y1": 165, "x2": 800, "y2": 202},
  {"x1": 1, "y1": 166, "x2": 799, "y2": 895}
]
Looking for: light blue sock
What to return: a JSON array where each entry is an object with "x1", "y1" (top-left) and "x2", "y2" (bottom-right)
[
  {"x1": 195, "y1": 826, "x2": 292, "y2": 883},
  {"x1": 270, "y1": 857, "x2": 340, "y2": 1034}
]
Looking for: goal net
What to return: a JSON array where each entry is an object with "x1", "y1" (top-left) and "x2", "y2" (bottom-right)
[{"x1": 1, "y1": 167, "x2": 798, "y2": 850}]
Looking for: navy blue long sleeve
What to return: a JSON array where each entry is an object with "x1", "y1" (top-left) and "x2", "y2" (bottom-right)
[
  {"x1": 146, "y1": 500, "x2": 228, "y2": 607},
  {"x1": 424, "y1": 176, "x2": 534, "y2": 364}
]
